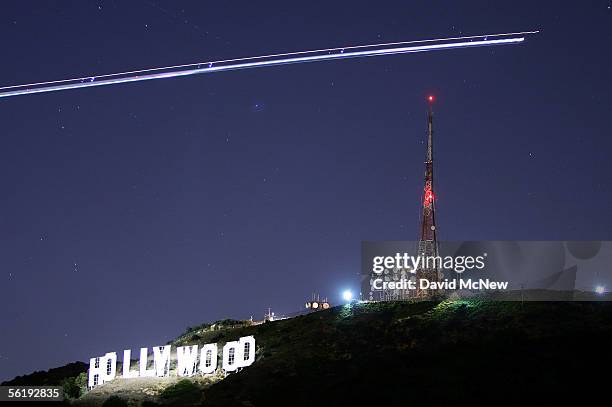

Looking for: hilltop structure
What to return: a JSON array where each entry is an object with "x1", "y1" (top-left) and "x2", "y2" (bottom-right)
[
  {"x1": 369, "y1": 97, "x2": 442, "y2": 301},
  {"x1": 414, "y1": 96, "x2": 441, "y2": 298}
]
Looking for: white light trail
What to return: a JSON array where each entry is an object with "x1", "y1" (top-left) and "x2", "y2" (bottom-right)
[{"x1": 0, "y1": 31, "x2": 537, "y2": 98}]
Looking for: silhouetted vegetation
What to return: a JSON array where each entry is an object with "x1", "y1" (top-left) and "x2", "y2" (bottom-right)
[
  {"x1": 2, "y1": 361, "x2": 87, "y2": 387},
  {"x1": 159, "y1": 379, "x2": 201, "y2": 405},
  {"x1": 101, "y1": 395, "x2": 128, "y2": 407}
]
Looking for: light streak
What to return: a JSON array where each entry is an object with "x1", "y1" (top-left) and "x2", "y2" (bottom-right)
[{"x1": 0, "y1": 31, "x2": 537, "y2": 98}]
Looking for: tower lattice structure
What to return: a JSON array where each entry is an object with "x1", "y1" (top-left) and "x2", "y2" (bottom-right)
[
  {"x1": 367, "y1": 98, "x2": 442, "y2": 302},
  {"x1": 414, "y1": 98, "x2": 441, "y2": 298}
]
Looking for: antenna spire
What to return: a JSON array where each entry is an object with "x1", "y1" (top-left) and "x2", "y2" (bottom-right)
[
  {"x1": 415, "y1": 95, "x2": 440, "y2": 298},
  {"x1": 426, "y1": 95, "x2": 434, "y2": 162}
]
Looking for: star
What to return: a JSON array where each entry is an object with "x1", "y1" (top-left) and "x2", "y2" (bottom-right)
[{"x1": 251, "y1": 102, "x2": 266, "y2": 113}]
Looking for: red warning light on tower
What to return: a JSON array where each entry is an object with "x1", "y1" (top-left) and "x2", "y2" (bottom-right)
[
  {"x1": 424, "y1": 188, "x2": 435, "y2": 206},
  {"x1": 427, "y1": 95, "x2": 434, "y2": 103}
]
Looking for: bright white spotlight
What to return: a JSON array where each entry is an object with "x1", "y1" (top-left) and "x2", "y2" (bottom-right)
[
  {"x1": 595, "y1": 285, "x2": 606, "y2": 295},
  {"x1": 342, "y1": 290, "x2": 353, "y2": 302}
]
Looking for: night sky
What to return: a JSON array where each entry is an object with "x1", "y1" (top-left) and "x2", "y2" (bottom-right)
[{"x1": 1, "y1": 1, "x2": 611, "y2": 381}]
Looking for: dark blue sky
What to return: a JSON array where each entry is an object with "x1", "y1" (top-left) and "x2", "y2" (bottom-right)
[{"x1": 1, "y1": 0, "x2": 611, "y2": 381}]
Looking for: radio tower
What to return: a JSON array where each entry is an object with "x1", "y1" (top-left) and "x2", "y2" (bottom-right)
[{"x1": 415, "y1": 95, "x2": 441, "y2": 298}]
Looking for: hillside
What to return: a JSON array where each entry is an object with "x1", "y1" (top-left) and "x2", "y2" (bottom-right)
[{"x1": 4, "y1": 299, "x2": 612, "y2": 405}]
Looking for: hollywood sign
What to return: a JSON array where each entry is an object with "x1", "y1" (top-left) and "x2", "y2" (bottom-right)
[{"x1": 88, "y1": 336, "x2": 255, "y2": 389}]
